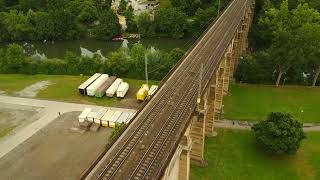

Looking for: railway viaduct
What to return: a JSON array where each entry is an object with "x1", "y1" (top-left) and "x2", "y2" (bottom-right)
[{"x1": 83, "y1": 0, "x2": 255, "y2": 179}]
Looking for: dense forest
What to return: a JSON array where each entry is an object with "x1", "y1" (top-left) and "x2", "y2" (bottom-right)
[
  {"x1": 0, "y1": 0, "x2": 229, "y2": 41},
  {"x1": 236, "y1": 0, "x2": 320, "y2": 86}
]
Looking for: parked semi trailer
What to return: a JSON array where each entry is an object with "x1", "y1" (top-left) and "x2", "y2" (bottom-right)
[
  {"x1": 95, "y1": 76, "x2": 117, "y2": 98},
  {"x1": 78, "y1": 108, "x2": 92, "y2": 123},
  {"x1": 106, "y1": 78, "x2": 123, "y2": 97},
  {"x1": 100, "y1": 110, "x2": 115, "y2": 127},
  {"x1": 108, "y1": 111, "x2": 123, "y2": 128},
  {"x1": 136, "y1": 84, "x2": 149, "y2": 101},
  {"x1": 116, "y1": 82, "x2": 129, "y2": 98},
  {"x1": 86, "y1": 74, "x2": 109, "y2": 96},
  {"x1": 78, "y1": 73, "x2": 101, "y2": 95}
]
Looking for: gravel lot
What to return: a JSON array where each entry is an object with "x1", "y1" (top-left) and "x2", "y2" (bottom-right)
[
  {"x1": 0, "y1": 103, "x2": 41, "y2": 140},
  {"x1": 0, "y1": 111, "x2": 112, "y2": 180}
]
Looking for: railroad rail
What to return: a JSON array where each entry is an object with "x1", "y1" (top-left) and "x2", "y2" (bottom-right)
[{"x1": 85, "y1": 0, "x2": 253, "y2": 179}]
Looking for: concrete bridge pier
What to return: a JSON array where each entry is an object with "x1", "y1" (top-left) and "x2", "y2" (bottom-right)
[{"x1": 162, "y1": 125, "x2": 192, "y2": 180}]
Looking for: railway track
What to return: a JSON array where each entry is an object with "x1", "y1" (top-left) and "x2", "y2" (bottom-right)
[{"x1": 86, "y1": 0, "x2": 253, "y2": 179}]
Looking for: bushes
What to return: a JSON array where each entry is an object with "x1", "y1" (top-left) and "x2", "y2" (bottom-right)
[
  {"x1": 0, "y1": 43, "x2": 185, "y2": 81},
  {"x1": 252, "y1": 112, "x2": 306, "y2": 155}
]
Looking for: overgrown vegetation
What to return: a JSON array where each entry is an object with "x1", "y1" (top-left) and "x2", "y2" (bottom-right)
[
  {"x1": 107, "y1": 122, "x2": 127, "y2": 146},
  {"x1": 236, "y1": 0, "x2": 320, "y2": 86},
  {"x1": 252, "y1": 112, "x2": 306, "y2": 155}
]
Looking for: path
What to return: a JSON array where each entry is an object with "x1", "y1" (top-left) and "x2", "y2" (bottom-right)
[
  {"x1": 215, "y1": 119, "x2": 320, "y2": 132},
  {"x1": 0, "y1": 95, "x2": 135, "y2": 159}
]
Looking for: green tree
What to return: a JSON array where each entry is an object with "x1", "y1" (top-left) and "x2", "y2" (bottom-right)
[
  {"x1": 170, "y1": 0, "x2": 201, "y2": 16},
  {"x1": 155, "y1": 8, "x2": 187, "y2": 38},
  {"x1": 124, "y1": 5, "x2": 137, "y2": 32},
  {"x1": 4, "y1": 44, "x2": 26, "y2": 73},
  {"x1": 78, "y1": 1, "x2": 99, "y2": 26},
  {"x1": 191, "y1": 7, "x2": 217, "y2": 36},
  {"x1": 252, "y1": 112, "x2": 306, "y2": 155},
  {"x1": 259, "y1": 1, "x2": 320, "y2": 86},
  {"x1": 93, "y1": 9, "x2": 121, "y2": 40},
  {"x1": 130, "y1": 43, "x2": 146, "y2": 78},
  {"x1": 137, "y1": 12, "x2": 155, "y2": 37},
  {"x1": 118, "y1": 0, "x2": 127, "y2": 15},
  {"x1": 19, "y1": 0, "x2": 46, "y2": 11},
  {"x1": 107, "y1": 48, "x2": 131, "y2": 75},
  {"x1": 2, "y1": 10, "x2": 34, "y2": 41}
]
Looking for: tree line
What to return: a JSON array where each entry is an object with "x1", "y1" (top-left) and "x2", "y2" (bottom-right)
[
  {"x1": 0, "y1": 43, "x2": 185, "y2": 80},
  {"x1": 236, "y1": 0, "x2": 320, "y2": 86},
  {"x1": 0, "y1": 0, "x2": 230, "y2": 42}
]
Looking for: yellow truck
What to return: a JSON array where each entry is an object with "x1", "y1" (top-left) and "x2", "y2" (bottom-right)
[{"x1": 136, "y1": 84, "x2": 149, "y2": 101}]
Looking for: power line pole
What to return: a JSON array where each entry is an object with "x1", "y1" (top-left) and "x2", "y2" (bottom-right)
[
  {"x1": 197, "y1": 63, "x2": 204, "y2": 105},
  {"x1": 145, "y1": 54, "x2": 149, "y2": 86}
]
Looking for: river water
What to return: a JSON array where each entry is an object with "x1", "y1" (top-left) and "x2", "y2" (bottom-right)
[{"x1": 0, "y1": 38, "x2": 195, "y2": 59}]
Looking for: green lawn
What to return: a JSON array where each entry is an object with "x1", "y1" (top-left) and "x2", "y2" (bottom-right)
[
  {"x1": 0, "y1": 74, "x2": 158, "y2": 106},
  {"x1": 191, "y1": 129, "x2": 320, "y2": 180},
  {"x1": 224, "y1": 84, "x2": 320, "y2": 123}
]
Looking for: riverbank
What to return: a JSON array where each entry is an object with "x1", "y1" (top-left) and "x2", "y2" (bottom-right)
[{"x1": 0, "y1": 37, "x2": 194, "y2": 59}]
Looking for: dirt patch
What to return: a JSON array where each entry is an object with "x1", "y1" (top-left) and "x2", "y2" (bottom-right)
[
  {"x1": 0, "y1": 111, "x2": 112, "y2": 180},
  {"x1": 0, "y1": 104, "x2": 41, "y2": 140},
  {"x1": 0, "y1": 90, "x2": 5, "y2": 95},
  {"x1": 15, "y1": 81, "x2": 52, "y2": 97}
]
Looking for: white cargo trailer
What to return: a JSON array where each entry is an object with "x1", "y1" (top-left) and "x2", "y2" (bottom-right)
[
  {"x1": 148, "y1": 85, "x2": 158, "y2": 96},
  {"x1": 108, "y1": 111, "x2": 123, "y2": 128},
  {"x1": 106, "y1": 78, "x2": 123, "y2": 97},
  {"x1": 86, "y1": 112, "x2": 96, "y2": 122},
  {"x1": 116, "y1": 82, "x2": 129, "y2": 98},
  {"x1": 100, "y1": 110, "x2": 115, "y2": 127},
  {"x1": 78, "y1": 73, "x2": 101, "y2": 95},
  {"x1": 78, "y1": 108, "x2": 91, "y2": 123},
  {"x1": 86, "y1": 74, "x2": 109, "y2": 96},
  {"x1": 117, "y1": 112, "x2": 131, "y2": 124},
  {"x1": 93, "y1": 109, "x2": 108, "y2": 124}
]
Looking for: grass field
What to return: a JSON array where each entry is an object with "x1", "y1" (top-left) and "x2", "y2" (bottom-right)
[
  {"x1": 0, "y1": 74, "x2": 158, "y2": 107},
  {"x1": 223, "y1": 84, "x2": 320, "y2": 123},
  {"x1": 191, "y1": 129, "x2": 320, "y2": 180}
]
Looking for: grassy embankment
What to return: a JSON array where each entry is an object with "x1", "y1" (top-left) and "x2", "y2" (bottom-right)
[
  {"x1": 223, "y1": 84, "x2": 320, "y2": 123},
  {"x1": 191, "y1": 129, "x2": 320, "y2": 180},
  {"x1": 0, "y1": 74, "x2": 158, "y2": 106}
]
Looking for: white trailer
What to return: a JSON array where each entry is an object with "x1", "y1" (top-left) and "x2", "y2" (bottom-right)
[
  {"x1": 117, "y1": 112, "x2": 132, "y2": 125},
  {"x1": 116, "y1": 82, "x2": 129, "y2": 98},
  {"x1": 93, "y1": 109, "x2": 108, "y2": 124},
  {"x1": 108, "y1": 111, "x2": 123, "y2": 128},
  {"x1": 86, "y1": 112, "x2": 96, "y2": 122},
  {"x1": 78, "y1": 108, "x2": 91, "y2": 123},
  {"x1": 148, "y1": 85, "x2": 158, "y2": 96},
  {"x1": 78, "y1": 73, "x2": 101, "y2": 95},
  {"x1": 106, "y1": 78, "x2": 123, "y2": 97},
  {"x1": 86, "y1": 74, "x2": 109, "y2": 96},
  {"x1": 101, "y1": 110, "x2": 115, "y2": 127}
]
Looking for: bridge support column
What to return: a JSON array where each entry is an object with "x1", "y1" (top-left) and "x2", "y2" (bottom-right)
[
  {"x1": 161, "y1": 124, "x2": 192, "y2": 180},
  {"x1": 179, "y1": 125, "x2": 191, "y2": 180},
  {"x1": 223, "y1": 42, "x2": 234, "y2": 95},
  {"x1": 190, "y1": 111, "x2": 206, "y2": 165}
]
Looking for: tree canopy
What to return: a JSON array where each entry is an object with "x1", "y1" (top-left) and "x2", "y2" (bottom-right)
[{"x1": 252, "y1": 112, "x2": 306, "y2": 155}]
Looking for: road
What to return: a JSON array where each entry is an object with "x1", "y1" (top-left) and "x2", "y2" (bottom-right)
[{"x1": 0, "y1": 95, "x2": 135, "y2": 159}]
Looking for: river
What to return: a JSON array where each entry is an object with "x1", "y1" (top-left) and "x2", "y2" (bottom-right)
[{"x1": 0, "y1": 38, "x2": 195, "y2": 59}]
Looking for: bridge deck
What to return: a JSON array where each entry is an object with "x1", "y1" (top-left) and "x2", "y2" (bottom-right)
[{"x1": 86, "y1": 0, "x2": 252, "y2": 179}]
